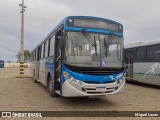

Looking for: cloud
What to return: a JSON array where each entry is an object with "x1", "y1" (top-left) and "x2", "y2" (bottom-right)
[
  {"x1": 0, "y1": 0, "x2": 160, "y2": 61},
  {"x1": 0, "y1": 32, "x2": 19, "y2": 61}
]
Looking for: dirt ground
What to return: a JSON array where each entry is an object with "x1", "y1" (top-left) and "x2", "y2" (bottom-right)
[{"x1": 0, "y1": 68, "x2": 159, "y2": 120}]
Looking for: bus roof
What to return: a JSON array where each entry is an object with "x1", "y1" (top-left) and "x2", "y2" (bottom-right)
[
  {"x1": 124, "y1": 40, "x2": 160, "y2": 49},
  {"x1": 32, "y1": 16, "x2": 123, "y2": 52},
  {"x1": 67, "y1": 16, "x2": 122, "y2": 25},
  {"x1": 47, "y1": 16, "x2": 123, "y2": 38}
]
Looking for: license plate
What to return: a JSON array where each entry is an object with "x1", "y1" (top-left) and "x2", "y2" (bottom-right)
[{"x1": 96, "y1": 87, "x2": 106, "y2": 92}]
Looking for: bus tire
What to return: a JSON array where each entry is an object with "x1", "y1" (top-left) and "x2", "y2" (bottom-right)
[
  {"x1": 34, "y1": 79, "x2": 39, "y2": 83},
  {"x1": 48, "y1": 76, "x2": 59, "y2": 97}
]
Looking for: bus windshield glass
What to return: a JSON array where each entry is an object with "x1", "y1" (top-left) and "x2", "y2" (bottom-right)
[{"x1": 64, "y1": 32, "x2": 123, "y2": 68}]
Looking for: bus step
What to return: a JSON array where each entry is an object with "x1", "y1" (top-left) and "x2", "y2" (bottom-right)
[{"x1": 55, "y1": 90, "x2": 60, "y2": 95}]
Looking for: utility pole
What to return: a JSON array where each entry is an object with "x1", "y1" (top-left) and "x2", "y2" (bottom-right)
[{"x1": 19, "y1": 0, "x2": 26, "y2": 75}]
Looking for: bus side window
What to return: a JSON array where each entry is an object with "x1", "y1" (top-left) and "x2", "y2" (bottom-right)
[
  {"x1": 43, "y1": 42, "x2": 46, "y2": 58},
  {"x1": 41, "y1": 44, "x2": 44, "y2": 59},
  {"x1": 48, "y1": 39, "x2": 51, "y2": 56},
  {"x1": 136, "y1": 47, "x2": 146, "y2": 61},
  {"x1": 155, "y1": 45, "x2": 160, "y2": 61},
  {"x1": 33, "y1": 51, "x2": 35, "y2": 61},
  {"x1": 37, "y1": 46, "x2": 41, "y2": 61},
  {"x1": 49, "y1": 35, "x2": 55, "y2": 56},
  {"x1": 45, "y1": 40, "x2": 49, "y2": 58},
  {"x1": 35, "y1": 49, "x2": 38, "y2": 61},
  {"x1": 34, "y1": 50, "x2": 36, "y2": 61},
  {"x1": 146, "y1": 46, "x2": 154, "y2": 61}
]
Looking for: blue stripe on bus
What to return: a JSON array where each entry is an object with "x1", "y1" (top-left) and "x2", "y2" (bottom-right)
[{"x1": 62, "y1": 64, "x2": 125, "y2": 84}]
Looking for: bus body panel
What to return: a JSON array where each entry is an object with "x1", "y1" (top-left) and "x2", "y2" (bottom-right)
[
  {"x1": 125, "y1": 41, "x2": 160, "y2": 86},
  {"x1": 133, "y1": 62, "x2": 160, "y2": 85},
  {"x1": 33, "y1": 57, "x2": 55, "y2": 87},
  {"x1": 62, "y1": 65, "x2": 126, "y2": 83},
  {"x1": 39, "y1": 59, "x2": 46, "y2": 86},
  {"x1": 30, "y1": 61, "x2": 36, "y2": 80},
  {"x1": 61, "y1": 78, "x2": 125, "y2": 97},
  {"x1": 45, "y1": 57, "x2": 55, "y2": 86},
  {"x1": 61, "y1": 65, "x2": 126, "y2": 97}
]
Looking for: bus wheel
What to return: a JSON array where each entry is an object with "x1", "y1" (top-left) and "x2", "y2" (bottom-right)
[
  {"x1": 34, "y1": 79, "x2": 38, "y2": 83},
  {"x1": 48, "y1": 76, "x2": 59, "y2": 97}
]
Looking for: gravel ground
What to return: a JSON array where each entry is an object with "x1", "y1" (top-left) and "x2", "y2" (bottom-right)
[{"x1": 0, "y1": 68, "x2": 159, "y2": 120}]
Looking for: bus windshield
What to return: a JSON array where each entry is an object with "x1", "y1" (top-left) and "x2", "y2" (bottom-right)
[{"x1": 64, "y1": 32, "x2": 124, "y2": 68}]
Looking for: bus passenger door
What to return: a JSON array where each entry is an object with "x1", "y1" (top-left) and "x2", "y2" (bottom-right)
[
  {"x1": 54, "y1": 30, "x2": 62, "y2": 91},
  {"x1": 125, "y1": 52, "x2": 134, "y2": 78}
]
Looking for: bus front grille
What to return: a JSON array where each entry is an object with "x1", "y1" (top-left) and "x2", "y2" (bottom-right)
[
  {"x1": 81, "y1": 87, "x2": 116, "y2": 94},
  {"x1": 83, "y1": 81, "x2": 115, "y2": 84},
  {"x1": 78, "y1": 71, "x2": 120, "y2": 76}
]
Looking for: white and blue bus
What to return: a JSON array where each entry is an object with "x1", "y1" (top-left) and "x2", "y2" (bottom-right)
[
  {"x1": 125, "y1": 40, "x2": 160, "y2": 85},
  {"x1": 31, "y1": 16, "x2": 126, "y2": 97}
]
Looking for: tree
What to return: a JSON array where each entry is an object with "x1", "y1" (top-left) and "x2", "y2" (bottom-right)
[{"x1": 16, "y1": 50, "x2": 31, "y2": 63}]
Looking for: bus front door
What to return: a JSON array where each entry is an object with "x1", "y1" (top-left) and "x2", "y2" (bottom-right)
[
  {"x1": 125, "y1": 52, "x2": 134, "y2": 78},
  {"x1": 54, "y1": 31, "x2": 62, "y2": 91}
]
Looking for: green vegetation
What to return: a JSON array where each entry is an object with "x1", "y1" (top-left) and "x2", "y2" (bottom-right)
[{"x1": 16, "y1": 50, "x2": 31, "y2": 62}]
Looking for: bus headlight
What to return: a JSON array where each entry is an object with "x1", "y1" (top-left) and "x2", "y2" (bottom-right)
[
  {"x1": 116, "y1": 80, "x2": 120, "y2": 84},
  {"x1": 64, "y1": 71, "x2": 71, "y2": 79},
  {"x1": 117, "y1": 77, "x2": 125, "y2": 84},
  {"x1": 63, "y1": 71, "x2": 83, "y2": 85}
]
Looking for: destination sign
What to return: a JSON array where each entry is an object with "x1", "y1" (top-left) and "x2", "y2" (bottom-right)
[{"x1": 67, "y1": 18, "x2": 123, "y2": 32}]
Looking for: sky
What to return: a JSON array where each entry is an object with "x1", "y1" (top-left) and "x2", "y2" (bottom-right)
[{"x1": 0, "y1": 0, "x2": 160, "y2": 61}]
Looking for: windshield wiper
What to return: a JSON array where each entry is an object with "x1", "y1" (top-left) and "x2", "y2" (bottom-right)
[
  {"x1": 82, "y1": 29, "x2": 97, "y2": 55},
  {"x1": 104, "y1": 34, "x2": 113, "y2": 57}
]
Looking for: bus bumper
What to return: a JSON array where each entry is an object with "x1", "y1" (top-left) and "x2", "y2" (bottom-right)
[{"x1": 61, "y1": 78, "x2": 125, "y2": 97}]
